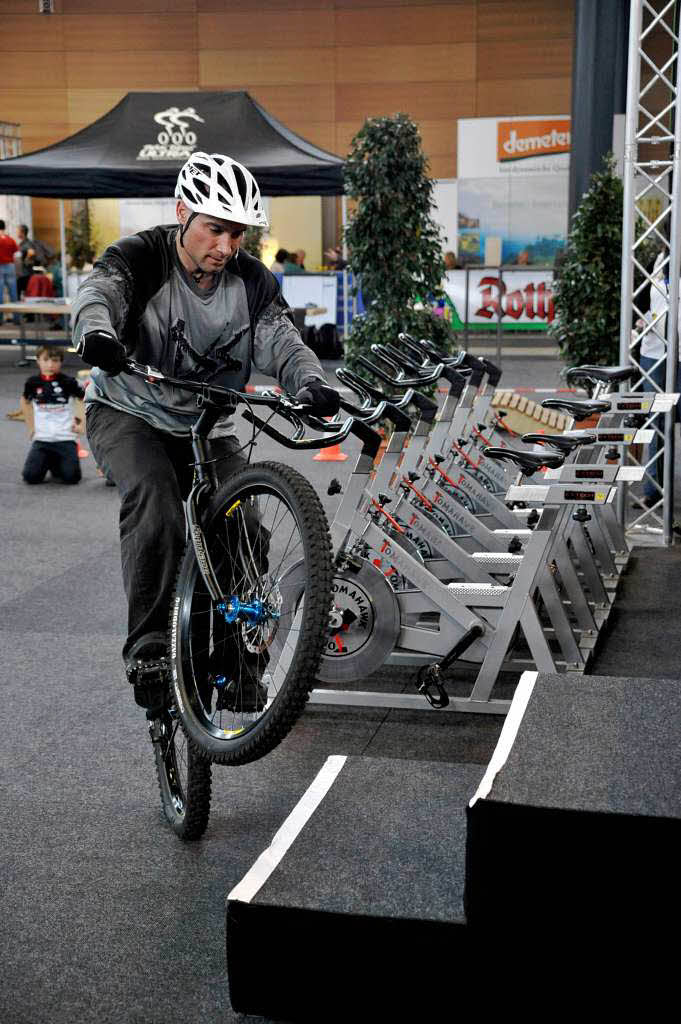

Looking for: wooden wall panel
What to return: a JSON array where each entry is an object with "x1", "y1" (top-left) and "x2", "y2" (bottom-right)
[
  {"x1": 209, "y1": 84, "x2": 335, "y2": 124},
  {"x1": 198, "y1": 10, "x2": 334, "y2": 49},
  {"x1": 336, "y1": 117, "x2": 455, "y2": 171},
  {"x1": 4, "y1": 52, "x2": 67, "y2": 88},
  {"x1": 476, "y1": 77, "x2": 572, "y2": 117},
  {"x1": 63, "y1": 14, "x2": 196, "y2": 50},
  {"x1": 336, "y1": 81, "x2": 475, "y2": 121},
  {"x1": 21, "y1": 128, "x2": 74, "y2": 154},
  {"x1": 1, "y1": 0, "x2": 581, "y2": 246},
  {"x1": 4, "y1": 14, "x2": 65, "y2": 49},
  {"x1": 198, "y1": 0, "x2": 331, "y2": 9},
  {"x1": 335, "y1": 3, "x2": 475, "y2": 45},
  {"x1": 335, "y1": 0, "x2": 468, "y2": 7},
  {"x1": 65, "y1": 51, "x2": 198, "y2": 88},
  {"x1": 284, "y1": 122, "x2": 336, "y2": 152},
  {"x1": 477, "y1": 38, "x2": 571, "y2": 80},
  {"x1": 62, "y1": 0, "x2": 196, "y2": 11},
  {"x1": 336, "y1": 42, "x2": 475, "y2": 83},
  {"x1": 428, "y1": 154, "x2": 456, "y2": 178},
  {"x1": 478, "y1": 0, "x2": 573, "y2": 41},
  {"x1": 200, "y1": 48, "x2": 335, "y2": 86},
  {"x1": 66, "y1": 89, "x2": 136, "y2": 126},
  {"x1": 0, "y1": 0, "x2": 54, "y2": 11},
  {"x1": 2, "y1": 91, "x2": 69, "y2": 129}
]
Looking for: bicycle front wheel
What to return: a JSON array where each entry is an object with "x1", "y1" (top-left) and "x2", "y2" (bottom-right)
[{"x1": 170, "y1": 461, "x2": 332, "y2": 766}]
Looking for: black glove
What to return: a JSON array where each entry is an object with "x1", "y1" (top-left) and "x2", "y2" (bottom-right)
[
  {"x1": 295, "y1": 381, "x2": 341, "y2": 417},
  {"x1": 80, "y1": 330, "x2": 127, "y2": 376}
]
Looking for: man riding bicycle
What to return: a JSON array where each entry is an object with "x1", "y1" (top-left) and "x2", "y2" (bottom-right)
[{"x1": 72, "y1": 152, "x2": 339, "y2": 714}]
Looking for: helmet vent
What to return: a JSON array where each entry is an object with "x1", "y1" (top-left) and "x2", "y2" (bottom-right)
[{"x1": 232, "y1": 164, "x2": 249, "y2": 206}]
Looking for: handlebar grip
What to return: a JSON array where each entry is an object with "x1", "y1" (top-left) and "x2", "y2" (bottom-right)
[{"x1": 242, "y1": 409, "x2": 354, "y2": 451}]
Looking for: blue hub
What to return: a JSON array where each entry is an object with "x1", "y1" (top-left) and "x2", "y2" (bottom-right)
[{"x1": 217, "y1": 597, "x2": 277, "y2": 625}]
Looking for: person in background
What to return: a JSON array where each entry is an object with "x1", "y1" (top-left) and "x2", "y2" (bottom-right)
[
  {"x1": 295, "y1": 249, "x2": 306, "y2": 271},
  {"x1": 444, "y1": 251, "x2": 461, "y2": 271},
  {"x1": 270, "y1": 248, "x2": 288, "y2": 273},
  {"x1": 324, "y1": 246, "x2": 347, "y2": 270},
  {"x1": 25, "y1": 263, "x2": 55, "y2": 299},
  {"x1": 635, "y1": 248, "x2": 681, "y2": 510},
  {"x1": 20, "y1": 344, "x2": 85, "y2": 485},
  {"x1": 283, "y1": 252, "x2": 304, "y2": 274},
  {"x1": 0, "y1": 220, "x2": 19, "y2": 319},
  {"x1": 17, "y1": 225, "x2": 35, "y2": 296}
]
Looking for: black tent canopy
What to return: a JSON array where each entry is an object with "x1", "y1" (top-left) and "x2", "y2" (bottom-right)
[{"x1": 0, "y1": 91, "x2": 345, "y2": 198}]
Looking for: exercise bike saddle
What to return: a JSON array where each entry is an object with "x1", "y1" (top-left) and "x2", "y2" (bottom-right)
[
  {"x1": 521, "y1": 432, "x2": 598, "y2": 453},
  {"x1": 565, "y1": 364, "x2": 638, "y2": 387},
  {"x1": 540, "y1": 397, "x2": 611, "y2": 420},
  {"x1": 483, "y1": 446, "x2": 565, "y2": 475}
]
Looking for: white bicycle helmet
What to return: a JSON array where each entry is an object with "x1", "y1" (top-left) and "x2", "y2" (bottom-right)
[{"x1": 175, "y1": 152, "x2": 269, "y2": 229}]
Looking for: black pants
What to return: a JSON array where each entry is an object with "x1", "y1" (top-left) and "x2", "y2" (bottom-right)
[
  {"x1": 23, "y1": 440, "x2": 81, "y2": 485},
  {"x1": 86, "y1": 401, "x2": 246, "y2": 660}
]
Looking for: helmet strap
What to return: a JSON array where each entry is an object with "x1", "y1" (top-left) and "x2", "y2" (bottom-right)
[{"x1": 177, "y1": 212, "x2": 214, "y2": 283}]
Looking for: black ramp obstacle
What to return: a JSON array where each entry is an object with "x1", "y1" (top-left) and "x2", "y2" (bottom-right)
[
  {"x1": 226, "y1": 755, "x2": 483, "y2": 1020},
  {"x1": 465, "y1": 671, "x2": 681, "y2": 967}
]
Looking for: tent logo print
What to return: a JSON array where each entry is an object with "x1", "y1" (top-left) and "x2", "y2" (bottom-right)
[{"x1": 137, "y1": 107, "x2": 205, "y2": 162}]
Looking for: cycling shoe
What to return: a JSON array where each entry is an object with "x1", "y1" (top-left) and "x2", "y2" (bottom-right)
[{"x1": 125, "y1": 636, "x2": 169, "y2": 713}]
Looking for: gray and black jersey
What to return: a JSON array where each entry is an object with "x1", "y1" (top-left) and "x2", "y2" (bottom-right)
[{"x1": 71, "y1": 225, "x2": 325, "y2": 436}]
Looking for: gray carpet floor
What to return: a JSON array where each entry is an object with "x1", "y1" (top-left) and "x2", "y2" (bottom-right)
[{"x1": 0, "y1": 346, "x2": 678, "y2": 1024}]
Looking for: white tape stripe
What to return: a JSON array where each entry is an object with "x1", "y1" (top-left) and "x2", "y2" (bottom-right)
[
  {"x1": 469, "y1": 671, "x2": 538, "y2": 807},
  {"x1": 228, "y1": 754, "x2": 348, "y2": 904}
]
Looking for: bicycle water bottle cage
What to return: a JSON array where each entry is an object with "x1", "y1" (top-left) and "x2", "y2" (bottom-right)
[
  {"x1": 540, "y1": 398, "x2": 611, "y2": 420},
  {"x1": 483, "y1": 446, "x2": 564, "y2": 475},
  {"x1": 521, "y1": 432, "x2": 598, "y2": 453},
  {"x1": 565, "y1": 365, "x2": 638, "y2": 387}
]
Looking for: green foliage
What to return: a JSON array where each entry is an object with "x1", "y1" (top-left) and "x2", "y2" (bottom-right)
[
  {"x1": 343, "y1": 113, "x2": 456, "y2": 366},
  {"x1": 347, "y1": 306, "x2": 456, "y2": 362},
  {"x1": 66, "y1": 204, "x2": 96, "y2": 270},
  {"x1": 242, "y1": 225, "x2": 264, "y2": 261},
  {"x1": 550, "y1": 153, "x2": 659, "y2": 367}
]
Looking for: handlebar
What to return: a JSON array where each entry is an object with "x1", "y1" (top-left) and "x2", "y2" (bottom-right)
[{"x1": 122, "y1": 358, "x2": 354, "y2": 452}]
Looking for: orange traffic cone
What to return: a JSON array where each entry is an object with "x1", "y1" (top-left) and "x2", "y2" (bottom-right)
[
  {"x1": 77, "y1": 440, "x2": 89, "y2": 459},
  {"x1": 313, "y1": 441, "x2": 347, "y2": 461}
]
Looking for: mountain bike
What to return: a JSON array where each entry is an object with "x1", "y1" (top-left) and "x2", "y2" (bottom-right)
[{"x1": 121, "y1": 359, "x2": 360, "y2": 839}]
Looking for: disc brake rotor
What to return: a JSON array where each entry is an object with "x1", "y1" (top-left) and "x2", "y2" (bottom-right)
[{"x1": 269, "y1": 558, "x2": 401, "y2": 684}]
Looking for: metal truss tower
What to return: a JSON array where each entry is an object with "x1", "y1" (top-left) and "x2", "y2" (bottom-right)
[{"x1": 620, "y1": 0, "x2": 681, "y2": 545}]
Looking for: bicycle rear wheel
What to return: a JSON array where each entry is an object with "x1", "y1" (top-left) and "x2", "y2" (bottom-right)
[
  {"x1": 150, "y1": 706, "x2": 212, "y2": 840},
  {"x1": 170, "y1": 461, "x2": 332, "y2": 766}
]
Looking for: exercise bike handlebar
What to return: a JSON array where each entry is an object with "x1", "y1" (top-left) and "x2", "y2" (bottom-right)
[
  {"x1": 357, "y1": 352, "x2": 446, "y2": 388},
  {"x1": 121, "y1": 358, "x2": 355, "y2": 452},
  {"x1": 336, "y1": 366, "x2": 439, "y2": 422}
]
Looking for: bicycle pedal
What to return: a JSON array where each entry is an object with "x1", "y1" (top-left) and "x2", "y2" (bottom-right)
[{"x1": 126, "y1": 656, "x2": 169, "y2": 687}]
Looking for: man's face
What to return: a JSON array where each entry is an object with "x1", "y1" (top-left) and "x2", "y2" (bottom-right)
[{"x1": 176, "y1": 202, "x2": 246, "y2": 272}]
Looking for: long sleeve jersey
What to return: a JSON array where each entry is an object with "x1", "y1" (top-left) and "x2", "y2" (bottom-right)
[{"x1": 71, "y1": 225, "x2": 326, "y2": 436}]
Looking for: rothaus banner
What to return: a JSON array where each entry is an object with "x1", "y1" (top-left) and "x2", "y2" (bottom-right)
[
  {"x1": 456, "y1": 116, "x2": 569, "y2": 270},
  {"x1": 442, "y1": 268, "x2": 555, "y2": 332}
]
